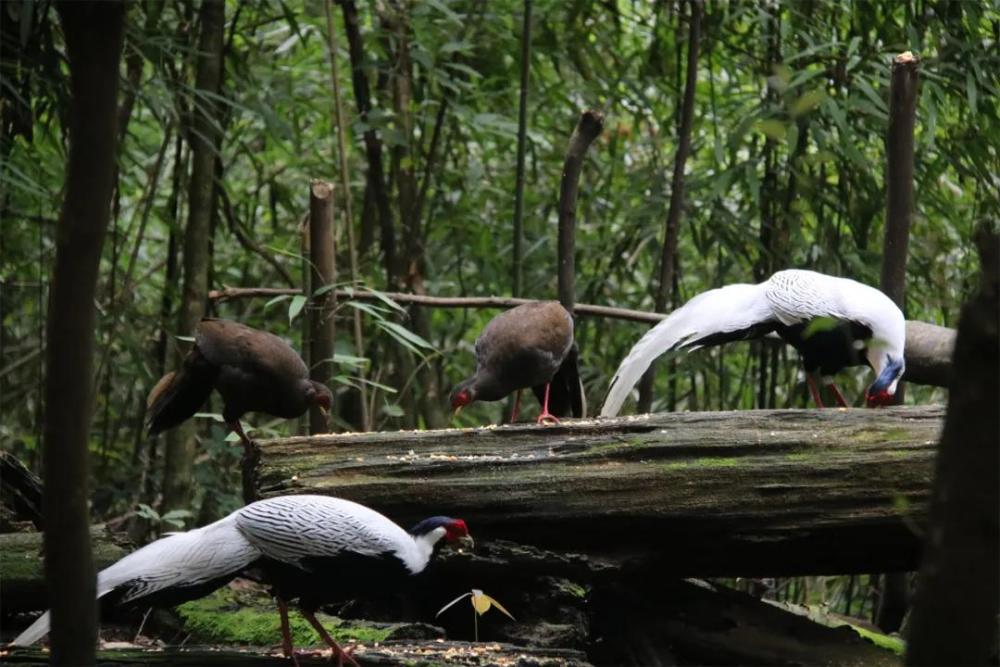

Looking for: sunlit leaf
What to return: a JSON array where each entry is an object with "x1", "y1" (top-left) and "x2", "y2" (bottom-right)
[
  {"x1": 435, "y1": 591, "x2": 472, "y2": 618},
  {"x1": 264, "y1": 294, "x2": 292, "y2": 309},
  {"x1": 471, "y1": 589, "x2": 492, "y2": 615},
  {"x1": 802, "y1": 316, "x2": 840, "y2": 339},
  {"x1": 484, "y1": 595, "x2": 515, "y2": 621},
  {"x1": 377, "y1": 321, "x2": 435, "y2": 352},
  {"x1": 755, "y1": 119, "x2": 787, "y2": 142},
  {"x1": 288, "y1": 295, "x2": 307, "y2": 324},
  {"x1": 789, "y1": 90, "x2": 824, "y2": 117}
]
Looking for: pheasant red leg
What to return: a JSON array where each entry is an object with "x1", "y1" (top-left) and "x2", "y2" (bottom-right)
[
  {"x1": 229, "y1": 419, "x2": 253, "y2": 450},
  {"x1": 276, "y1": 598, "x2": 300, "y2": 667},
  {"x1": 510, "y1": 389, "x2": 522, "y2": 423},
  {"x1": 302, "y1": 610, "x2": 359, "y2": 667},
  {"x1": 806, "y1": 374, "x2": 825, "y2": 408},
  {"x1": 827, "y1": 382, "x2": 849, "y2": 408},
  {"x1": 536, "y1": 383, "x2": 560, "y2": 424}
]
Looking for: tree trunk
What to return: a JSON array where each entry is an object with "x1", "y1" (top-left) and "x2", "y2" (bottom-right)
[
  {"x1": 308, "y1": 181, "x2": 336, "y2": 435},
  {"x1": 323, "y1": 0, "x2": 369, "y2": 431},
  {"x1": 637, "y1": 0, "x2": 701, "y2": 413},
  {"x1": 384, "y1": 0, "x2": 446, "y2": 429},
  {"x1": 253, "y1": 405, "x2": 941, "y2": 576},
  {"x1": 44, "y1": 3, "x2": 125, "y2": 662},
  {"x1": 161, "y1": 0, "x2": 225, "y2": 513},
  {"x1": 339, "y1": 0, "x2": 396, "y2": 287},
  {"x1": 906, "y1": 227, "x2": 998, "y2": 666},
  {"x1": 511, "y1": 0, "x2": 532, "y2": 298}
]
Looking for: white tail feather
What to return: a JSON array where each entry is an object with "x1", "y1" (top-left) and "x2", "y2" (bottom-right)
[
  {"x1": 9, "y1": 611, "x2": 51, "y2": 648},
  {"x1": 601, "y1": 283, "x2": 772, "y2": 417},
  {"x1": 10, "y1": 516, "x2": 256, "y2": 647}
]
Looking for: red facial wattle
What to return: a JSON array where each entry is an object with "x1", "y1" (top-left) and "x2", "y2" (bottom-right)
[
  {"x1": 451, "y1": 390, "x2": 471, "y2": 410},
  {"x1": 445, "y1": 519, "x2": 469, "y2": 542},
  {"x1": 865, "y1": 388, "x2": 892, "y2": 408}
]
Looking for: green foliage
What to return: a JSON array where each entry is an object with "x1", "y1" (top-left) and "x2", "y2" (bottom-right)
[
  {"x1": 135, "y1": 503, "x2": 194, "y2": 531},
  {"x1": 0, "y1": 0, "x2": 990, "y2": 523}
]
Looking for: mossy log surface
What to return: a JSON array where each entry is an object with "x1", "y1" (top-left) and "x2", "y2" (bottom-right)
[
  {"x1": 2, "y1": 641, "x2": 591, "y2": 666},
  {"x1": 1, "y1": 525, "x2": 130, "y2": 614},
  {"x1": 252, "y1": 405, "x2": 942, "y2": 577}
]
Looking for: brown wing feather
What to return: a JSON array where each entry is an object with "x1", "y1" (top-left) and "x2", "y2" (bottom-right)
[
  {"x1": 476, "y1": 302, "x2": 573, "y2": 367},
  {"x1": 146, "y1": 348, "x2": 218, "y2": 436},
  {"x1": 196, "y1": 319, "x2": 308, "y2": 381}
]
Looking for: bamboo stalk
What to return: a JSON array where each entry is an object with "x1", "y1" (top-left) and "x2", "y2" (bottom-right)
[
  {"x1": 511, "y1": 0, "x2": 532, "y2": 298},
  {"x1": 324, "y1": 0, "x2": 370, "y2": 431}
]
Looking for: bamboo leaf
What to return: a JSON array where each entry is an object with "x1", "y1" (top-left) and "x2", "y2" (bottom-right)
[
  {"x1": 436, "y1": 591, "x2": 472, "y2": 618},
  {"x1": 288, "y1": 295, "x2": 307, "y2": 323},
  {"x1": 264, "y1": 294, "x2": 292, "y2": 309},
  {"x1": 481, "y1": 594, "x2": 516, "y2": 621},
  {"x1": 377, "y1": 321, "x2": 436, "y2": 353}
]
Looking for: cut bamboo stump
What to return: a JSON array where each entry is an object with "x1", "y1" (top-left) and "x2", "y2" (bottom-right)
[{"x1": 251, "y1": 405, "x2": 942, "y2": 577}]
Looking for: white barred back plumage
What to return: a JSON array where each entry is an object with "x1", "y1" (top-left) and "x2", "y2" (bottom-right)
[
  {"x1": 11, "y1": 495, "x2": 461, "y2": 647},
  {"x1": 601, "y1": 269, "x2": 906, "y2": 416}
]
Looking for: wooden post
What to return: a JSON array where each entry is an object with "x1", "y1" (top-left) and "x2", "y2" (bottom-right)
[
  {"x1": 876, "y1": 51, "x2": 919, "y2": 633},
  {"x1": 881, "y1": 51, "x2": 919, "y2": 308},
  {"x1": 557, "y1": 109, "x2": 604, "y2": 313},
  {"x1": 308, "y1": 181, "x2": 336, "y2": 435}
]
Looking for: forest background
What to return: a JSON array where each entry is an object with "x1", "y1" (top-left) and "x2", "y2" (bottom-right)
[{"x1": 1, "y1": 0, "x2": 996, "y2": 612}]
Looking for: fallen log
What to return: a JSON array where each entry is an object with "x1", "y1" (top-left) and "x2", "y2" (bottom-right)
[
  {"x1": 1, "y1": 525, "x2": 131, "y2": 615},
  {"x1": 251, "y1": 405, "x2": 942, "y2": 577},
  {"x1": 1, "y1": 641, "x2": 591, "y2": 666},
  {"x1": 0, "y1": 452, "x2": 43, "y2": 531},
  {"x1": 901, "y1": 320, "x2": 955, "y2": 387}
]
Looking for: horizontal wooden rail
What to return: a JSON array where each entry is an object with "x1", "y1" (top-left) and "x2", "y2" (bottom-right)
[{"x1": 209, "y1": 287, "x2": 955, "y2": 388}]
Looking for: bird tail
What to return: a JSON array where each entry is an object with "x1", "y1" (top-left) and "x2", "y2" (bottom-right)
[
  {"x1": 10, "y1": 515, "x2": 258, "y2": 647},
  {"x1": 601, "y1": 283, "x2": 773, "y2": 417},
  {"x1": 532, "y1": 344, "x2": 586, "y2": 418},
  {"x1": 146, "y1": 350, "x2": 217, "y2": 437},
  {"x1": 9, "y1": 611, "x2": 51, "y2": 648}
]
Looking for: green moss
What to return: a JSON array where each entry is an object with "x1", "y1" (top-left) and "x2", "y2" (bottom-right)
[
  {"x1": 846, "y1": 623, "x2": 905, "y2": 655},
  {"x1": 0, "y1": 549, "x2": 40, "y2": 581},
  {"x1": 694, "y1": 457, "x2": 739, "y2": 467},
  {"x1": 175, "y1": 587, "x2": 391, "y2": 646},
  {"x1": 660, "y1": 457, "x2": 740, "y2": 471},
  {"x1": 0, "y1": 527, "x2": 126, "y2": 582}
]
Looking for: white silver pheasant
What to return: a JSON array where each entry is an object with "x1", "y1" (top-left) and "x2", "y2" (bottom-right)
[
  {"x1": 601, "y1": 269, "x2": 906, "y2": 416},
  {"x1": 10, "y1": 494, "x2": 473, "y2": 666}
]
